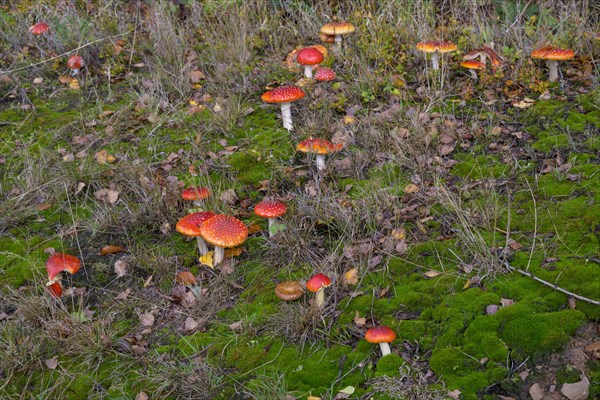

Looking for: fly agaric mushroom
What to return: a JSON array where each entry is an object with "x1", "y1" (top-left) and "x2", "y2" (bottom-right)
[
  {"x1": 286, "y1": 45, "x2": 327, "y2": 71},
  {"x1": 261, "y1": 85, "x2": 305, "y2": 131},
  {"x1": 531, "y1": 46, "x2": 575, "y2": 82},
  {"x1": 199, "y1": 214, "x2": 248, "y2": 266},
  {"x1": 181, "y1": 186, "x2": 210, "y2": 207},
  {"x1": 30, "y1": 22, "x2": 50, "y2": 35},
  {"x1": 365, "y1": 326, "x2": 396, "y2": 357},
  {"x1": 254, "y1": 199, "x2": 287, "y2": 238},
  {"x1": 296, "y1": 47, "x2": 324, "y2": 79},
  {"x1": 176, "y1": 211, "x2": 216, "y2": 255},
  {"x1": 306, "y1": 273, "x2": 331, "y2": 308},
  {"x1": 315, "y1": 67, "x2": 336, "y2": 82},
  {"x1": 67, "y1": 54, "x2": 84, "y2": 75},
  {"x1": 46, "y1": 252, "x2": 82, "y2": 283},
  {"x1": 296, "y1": 138, "x2": 343, "y2": 172},
  {"x1": 275, "y1": 281, "x2": 304, "y2": 301},
  {"x1": 320, "y1": 22, "x2": 355, "y2": 53},
  {"x1": 461, "y1": 60, "x2": 485, "y2": 80},
  {"x1": 416, "y1": 40, "x2": 457, "y2": 70}
]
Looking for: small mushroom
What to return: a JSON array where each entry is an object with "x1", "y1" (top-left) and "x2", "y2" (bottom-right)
[
  {"x1": 199, "y1": 215, "x2": 248, "y2": 266},
  {"x1": 296, "y1": 47, "x2": 324, "y2": 79},
  {"x1": 254, "y1": 199, "x2": 287, "y2": 238},
  {"x1": 461, "y1": 60, "x2": 485, "y2": 80},
  {"x1": 181, "y1": 186, "x2": 210, "y2": 207},
  {"x1": 29, "y1": 22, "x2": 50, "y2": 35},
  {"x1": 296, "y1": 138, "x2": 343, "y2": 172},
  {"x1": 261, "y1": 85, "x2": 305, "y2": 131},
  {"x1": 463, "y1": 46, "x2": 502, "y2": 71},
  {"x1": 314, "y1": 67, "x2": 336, "y2": 82},
  {"x1": 306, "y1": 273, "x2": 331, "y2": 308},
  {"x1": 275, "y1": 281, "x2": 304, "y2": 301},
  {"x1": 67, "y1": 54, "x2": 84, "y2": 75},
  {"x1": 416, "y1": 40, "x2": 457, "y2": 71},
  {"x1": 365, "y1": 326, "x2": 396, "y2": 357},
  {"x1": 320, "y1": 22, "x2": 355, "y2": 54},
  {"x1": 176, "y1": 211, "x2": 216, "y2": 255},
  {"x1": 46, "y1": 252, "x2": 82, "y2": 283},
  {"x1": 531, "y1": 45, "x2": 575, "y2": 82}
]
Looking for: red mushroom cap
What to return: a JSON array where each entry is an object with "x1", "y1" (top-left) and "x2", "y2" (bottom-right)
[
  {"x1": 47, "y1": 281, "x2": 63, "y2": 298},
  {"x1": 306, "y1": 273, "x2": 332, "y2": 293},
  {"x1": 254, "y1": 199, "x2": 287, "y2": 219},
  {"x1": 199, "y1": 214, "x2": 248, "y2": 248},
  {"x1": 261, "y1": 85, "x2": 305, "y2": 104},
  {"x1": 297, "y1": 138, "x2": 343, "y2": 154},
  {"x1": 531, "y1": 46, "x2": 575, "y2": 61},
  {"x1": 30, "y1": 22, "x2": 50, "y2": 35},
  {"x1": 296, "y1": 47, "x2": 324, "y2": 66},
  {"x1": 67, "y1": 55, "x2": 84, "y2": 70},
  {"x1": 176, "y1": 211, "x2": 216, "y2": 237},
  {"x1": 181, "y1": 187, "x2": 210, "y2": 201},
  {"x1": 315, "y1": 67, "x2": 336, "y2": 82},
  {"x1": 46, "y1": 252, "x2": 82, "y2": 282},
  {"x1": 365, "y1": 326, "x2": 396, "y2": 343}
]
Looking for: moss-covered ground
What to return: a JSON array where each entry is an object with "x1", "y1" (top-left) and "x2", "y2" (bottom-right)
[{"x1": 1, "y1": 2, "x2": 600, "y2": 399}]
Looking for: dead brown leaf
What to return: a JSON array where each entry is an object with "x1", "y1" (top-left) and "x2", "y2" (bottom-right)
[
  {"x1": 353, "y1": 310, "x2": 366, "y2": 326},
  {"x1": 114, "y1": 258, "x2": 128, "y2": 278},
  {"x1": 139, "y1": 312, "x2": 155, "y2": 327},
  {"x1": 99, "y1": 245, "x2": 126, "y2": 255}
]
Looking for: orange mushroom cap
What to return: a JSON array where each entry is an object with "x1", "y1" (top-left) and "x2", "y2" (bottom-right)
[
  {"x1": 30, "y1": 22, "x2": 50, "y2": 35},
  {"x1": 199, "y1": 214, "x2": 248, "y2": 248},
  {"x1": 416, "y1": 40, "x2": 457, "y2": 53},
  {"x1": 297, "y1": 138, "x2": 343, "y2": 154},
  {"x1": 254, "y1": 199, "x2": 287, "y2": 219},
  {"x1": 275, "y1": 281, "x2": 304, "y2": 301},
  {"x1": 461, "y1": 60, "x2": 485, "y2": 70},
  {"x1": 531, "y1": 46, "x2": 574, "y2": 61},
  {"x1": 306, "y1": 273, "x2": 331, "y2": 293},
  {"x1": 320, "y1": 22, "x2": 355, "y2": 36},
  {"x1": 296, "y1": 47, "x2": 324, "y2": 65},
  {"x1": 176, "y1": 211, "x2": 216, "y2": 237},
  {"x1": 46, "y1": 253, "x2": 82, "y2": 282},
  {"x1": 365, "y1": 326, "x2": 396, "y2": 344},
  {"x1": 67, "y1": 55, "x2": 84, "y2": 70},
  {"x1": 261, "y1": 85, "x2": 305, "y2": 104},
  {"x1": 181, "y1": 187, "x2": 210, "y2": 201},
  {"x1": 416, "y1": 41, "x2": 439, "y2": 53}
]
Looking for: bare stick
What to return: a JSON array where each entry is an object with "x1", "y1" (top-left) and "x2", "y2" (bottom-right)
[
  {"x1": 504, "y1": 261, "x2": 600, "y2": 306},
  {"x1": 1, "y1": 32, "x2": 131, "y2": 75}
]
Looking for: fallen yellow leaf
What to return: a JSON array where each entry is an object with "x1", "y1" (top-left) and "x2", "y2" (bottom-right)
[
  {"x1": 199, "y1": 251, "x2": 214, "y2": 268},
  {"x1": 344, "y1": 268, "x2": 359, "y2": 285}
]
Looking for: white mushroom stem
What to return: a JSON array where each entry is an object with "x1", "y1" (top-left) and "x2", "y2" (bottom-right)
[
  {"x1": 214, "y1": 246, "x2": 225, "y2": 266},
  {"x1": 281, "y1": 102, "x2": 293, "y2": 131},
  {"x1": 304, "y1": 65, "x2": 314, "y2": 79},
  {"x1": 431, "y1": 53, "x2": 440, "y2": 70},
  {"x1": 196, "y1": 236, "x2": 209, "y2": 255},
  {"x1": 469, "y1": 70, "x2": 478, "y2": 80},
  {"x1": 379, "y1": 342, "x2": 392, "y2": 357},
  {"x1": 547, "y1": 60, "x2": 559, "y2": 82},
  {"x1": 315, "y1": 287, "x2": 325, "y2": 308},
  {"x1": 316, "y1": 154, "x2": 326, "y2": 171},
  {"x1": 268, "y1": 218, "x2": 275, "y2": 238},
  {"x1": 333, "y1": 35, "x2": 342, "y2": 53}
]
